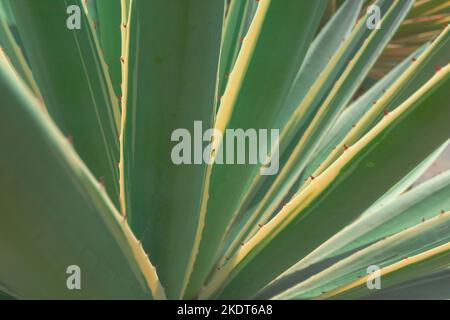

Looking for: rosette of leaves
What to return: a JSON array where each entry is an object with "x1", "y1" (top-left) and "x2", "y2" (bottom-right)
[{"x1": 0, "y1": 0, "x2": 449, "y2": 300}]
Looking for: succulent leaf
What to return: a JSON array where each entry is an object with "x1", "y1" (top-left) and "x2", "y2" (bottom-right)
[
  {"x1": 10, "y1": 0, "x2": 121, "y2": 206},
  {"x1": 121, "y1": 0, "x2": 224, "y2": 299},
  {"x1": 0, "y1": 0, "x2": 448, "y2": 300},
  {"x1": 186, "y1": 0, "x2": 329, "y2": 299},
  {"x1": 202, "y1": 64, "x2": 450, "y2": 299},
  {"x1": 0, "y1": 61, "x2": 164, "y2": 299}
]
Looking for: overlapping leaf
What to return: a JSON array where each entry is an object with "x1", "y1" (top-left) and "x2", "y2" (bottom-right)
[
  {"x1": 0, "y1": 61, "x2": 164, "y2": 299},
  {"x1": 10, "y1": 0, "x2": 120, "y2": 205},
  {"x1": 121, "y1": 0, "x2": 224, "y2": 299}
]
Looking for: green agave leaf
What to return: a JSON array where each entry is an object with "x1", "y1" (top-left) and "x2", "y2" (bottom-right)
[
  {"x1": 358, "y1": 268, "x2": 450, "y2": 300},
  {"x1": 10, "y1": 0, "x2": 121, "y2": 206},
  {"x1": 365, "y1": 40, "x2": 450, "y2": 165},
  {"x1": 338, "y1": 168, "x2": 450, "y2": 255},
  {"x1": 0, "y1": 290, "x2": 14, "y2": 300},
  {"x1": 0, "y1": 0, "x2": 14, "y2": 24},
  {"x1": 186, "y1": 0, "x2": 329, "y2": 299},
  {"x1": 85, "y1": 0, "x2": 98, "y2": 25},
  {"x1": 396, "y1": 14, "x2": 450, "y2": 38},
  {"x1": 241, "y1": 18, "x2": 377, "y2": 219},
  {"x1": 217, "y1": 0, "x2": 257, "y2": 101},
  {"x1": 331, "y1": 25, "x2": 449, "y2": 166},
  {"x1": 120, "y1": 0, "x2": 130, "y2": 90},
  {"x1": 121, "y1": 0, "x2": 224, "y2": 299},
  {"x1": 217, "y1": 0, "x2": 364, "y2": 270},
  {"x1": 317, "y1": 0, "x2": 339, "y2": 29},
  {"x1": 271, "y1": 0, "x2": 392, "y2": 160},
  {"x1": 201, "y1": 64, "x2": 450, "y2": 299},
  {"x1": 274, "y1": 211, "x2": 450, "y2": 299},
  {"x1": 363, "y1": 139, "x2": 450, "y2": 213},
  {"x1": 243, "y1": 0, "x2": 369, "y2": 206},
  {"x1": 324, "y1": 241, "x2": 450, "y2": 300},
  {"x1": 0, "y1": 0, "x2": 40, "y2": 98},
  {"x1": 289, "y1": 149, "x2": 450, "y2": 270},
  {"x1": 95, "y1": 0, "x2": 121, "y2": 96},
  {"x1": 227, "y1": 0, "x2": 414, "y2": 258},
  {"x1": 0, "y1": 61, "x2": 164, "y2": 299},
  {"x1": 256, "y1": 141, "x2": 449, "y2": 298},
  {"x1": 307, "y1": 26, "x2": 450, "y2": 203},
  {"x1": 260, "y1": 0, "x2": 387, "y2": 177},
  {"x1": 275, "y1": 0, "x2": 363, "y2": 132},
  {"x1": 302, "y1": 42, "x2": 431, "y2": 184},
  {"x1": 409, "y1": 0, "x2": 449, "y2": 17},
  {"x1": 0, "y1": 283, "x2": 17, "y2": 300},
  {"x1": 241, "y1": 0, "x2": 258, "y2": 36},
  {"x1": 269, "y1": 151, "x2": 450, "y2": 293},
  {"x1": 122, "y1": 0, "x2": 131, "y2": 17}
]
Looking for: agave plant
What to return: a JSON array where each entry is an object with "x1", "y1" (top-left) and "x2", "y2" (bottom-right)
[{"x1": 0, "y1": 0, "x2": 449, "y2": 300}]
